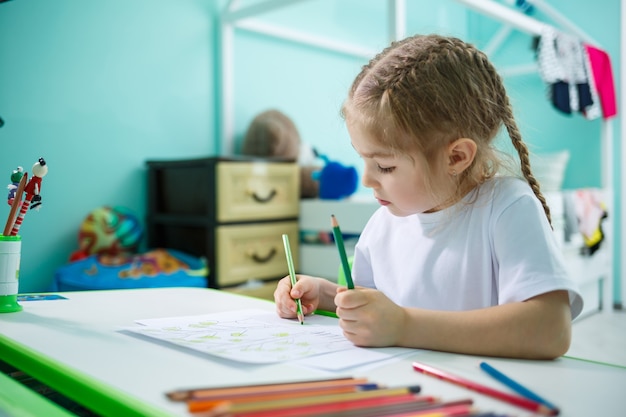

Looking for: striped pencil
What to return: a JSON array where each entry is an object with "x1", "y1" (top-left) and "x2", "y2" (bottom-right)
[
  {"x1": 10, "y1": 196, "x2": 31, "y2": 236},
  {"x1": 3, "y1": 173, "x2": 27, "y2": 236}
]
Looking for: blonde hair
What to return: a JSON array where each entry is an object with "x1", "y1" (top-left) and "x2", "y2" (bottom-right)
[{"x1": 342, "y1": 34, "x2": 551, "y2": 225}]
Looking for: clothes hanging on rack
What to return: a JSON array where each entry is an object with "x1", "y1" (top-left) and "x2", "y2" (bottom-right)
[{"x1": 535, "y1": 28, "x2": 616, "y2": 120}]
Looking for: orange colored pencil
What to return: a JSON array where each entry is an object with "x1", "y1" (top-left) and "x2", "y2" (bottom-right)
[
  {"x1": 187, "y1": 384, "x2": 380, "y2": 413},
  {"x1": 167, "y1": 377, "x2": 370, "y2": 402}
]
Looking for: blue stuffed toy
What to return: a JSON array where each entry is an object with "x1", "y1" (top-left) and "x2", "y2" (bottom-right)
[{"x1": 312, "y1": 156, "x2": 358, "y2": 200}]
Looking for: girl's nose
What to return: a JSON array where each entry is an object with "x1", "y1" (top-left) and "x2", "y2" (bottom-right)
[{"x1": 361, "y1": 167, "x2": 377, "y2": 189}]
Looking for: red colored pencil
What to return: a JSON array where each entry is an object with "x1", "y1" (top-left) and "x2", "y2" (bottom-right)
[
  {"x1": 232, "y1": 394, "x2": 441, "y2": 417},
  {"x1": 412, "y1": 361, "x2": 558, "y2": 416},
  {"x1": 378, "y1": 403, "x2": 475, "y2": 417}
]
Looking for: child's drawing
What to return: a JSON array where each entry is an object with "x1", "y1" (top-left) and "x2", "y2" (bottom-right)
[{"x1": 126, "y1": 309, "x2": 355, "y2": 364}]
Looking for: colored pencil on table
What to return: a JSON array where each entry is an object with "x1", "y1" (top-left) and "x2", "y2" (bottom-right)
[
  {"x1": 3, "y1": 172, "x2": 27, "y2": 236},
  {"x1": 313, "y1": 309, "x2": 338, "y2": 318},
  {"x1": 330, "y1": 214, "x2": 354, "y2": 289},
  {"x1": 206, "y1": 386, "x2": 424, "y2": 417},
  {"x1": 310, "y1": 400, "x2": 474, "y2": 417},
  {"x1": 231, "y1": 396, "x2": 464, "y2": 417},
  {"x1": 167, "y1": 377, "x2": 370, "y2": 401},
  {"x1": 380, "y1": 404, "x2": 474, "y2": 417},
  {"x1": 282, "y1": 233, "x2": 304, "y2": 324},
  {"x1": 479, "y1": 361, "x2": 559, "y2": 413},
  {"x1": 224, "y1": 385, "x2": 422, "y2": 412},
  {"x1": 186, "y1": 383, "x2": 381, "y2": 412},
  {"x1": 412, "y1": 361, "x2": 559, "y2": 416}
]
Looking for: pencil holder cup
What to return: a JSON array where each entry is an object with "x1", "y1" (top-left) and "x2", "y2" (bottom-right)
[{"x1": 0, "y1": 235, "x2": 22, "y2": 313}]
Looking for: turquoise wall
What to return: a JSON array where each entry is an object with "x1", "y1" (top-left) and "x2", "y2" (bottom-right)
[
  {"x1": 0, "y1": 0, "x2": 621, "y2": 294},
  {"x1": 0, "y1": 0, "x2": 220, "y2": 291}
]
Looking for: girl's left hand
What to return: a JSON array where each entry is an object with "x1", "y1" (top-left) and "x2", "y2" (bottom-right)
[{"x1": 334, "y1": 287, "x2": 407, "y2": 347}]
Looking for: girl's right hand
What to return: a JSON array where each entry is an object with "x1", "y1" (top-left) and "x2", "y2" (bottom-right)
[{"x1": 274, "y1": 275, "x2": 321, "y2": 318}]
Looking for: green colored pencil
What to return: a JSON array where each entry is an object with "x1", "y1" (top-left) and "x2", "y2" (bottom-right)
[
  {"x1": 331, "y1": 215, "x2": 354, "y2": 289},
  {"x1": 282, "y1": 234, "x2": 304, "y2": 324},
  {"x1": 313, "y1": 309, "x2": 339, "y2": 318}
]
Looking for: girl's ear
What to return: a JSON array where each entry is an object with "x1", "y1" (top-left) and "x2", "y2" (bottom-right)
[{"x1": 446, "y1": 138, "x2": 477, "y2": 176}]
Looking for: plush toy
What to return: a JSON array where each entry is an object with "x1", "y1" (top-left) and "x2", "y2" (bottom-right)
[
  {"x1": 241, "y1": 109, "x2": 321, "y2": 198},
  {"x1": 312, "y1": 156, "x2": 359, "y2": 200},
  {"x1": 69, "y1": 206, "x2": 143, "y2": 262}
]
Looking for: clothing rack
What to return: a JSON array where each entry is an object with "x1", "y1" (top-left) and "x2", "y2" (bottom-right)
[{"x1": 219, "y1": 0, "x2": 619, "y2": 307}]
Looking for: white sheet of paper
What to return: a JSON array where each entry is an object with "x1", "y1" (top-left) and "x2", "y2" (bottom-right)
[{"x1": 126, "y1": 309, "x2": 416, "y2": 369}]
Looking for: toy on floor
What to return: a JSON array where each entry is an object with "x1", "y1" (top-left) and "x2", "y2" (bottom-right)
[
  {"x1": 60, "y1": 206, "x2": 209, "y2": 290},
  {"x1": 69, "y1": 206, "x2": 143, "y2": 262},
  {"x1": 55, "y1": 248, "x2": 208, "y2": 291}
]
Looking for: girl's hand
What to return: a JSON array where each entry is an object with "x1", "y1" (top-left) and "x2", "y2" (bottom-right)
[
  {"x1": 274, "y1": 275, "x2": 321, "y2": 319},
  {"x1": 334, "y1": 287, "x2": 407, "y2": 347}
]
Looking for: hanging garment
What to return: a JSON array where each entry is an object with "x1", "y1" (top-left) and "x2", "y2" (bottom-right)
[
  {"x1": 537, "y1": 28, "x2": 594, "y2": 116},
  {"x1": 581, "y1": 43, "x2": 602, "y2": 120},
  {"x1": 584, "y1": 44, "x2": 617, "y2": 120}
]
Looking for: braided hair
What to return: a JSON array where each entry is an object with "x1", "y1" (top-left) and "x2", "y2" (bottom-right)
[{"x1": 342, "y1": 34, "x2": 551, "y2": 225}]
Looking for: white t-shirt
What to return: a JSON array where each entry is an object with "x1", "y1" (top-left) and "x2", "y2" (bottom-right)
[{"x1": 352, "y1": 176, "x2": 583, "y2": 319}]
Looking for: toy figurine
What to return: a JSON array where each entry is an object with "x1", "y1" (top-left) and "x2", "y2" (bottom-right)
[
  {"x1": 7, "y1": 166, "x2": 24, "y2": 206},
  {"x1": 10, "y1": 157, "x2": 48, "y2": 236},
  {"x1": 312, "y1": 156, "x2": 358, "y2": 200},
  {"x1": 24, "y1": 158, "x2": 47, "y2": 210}
]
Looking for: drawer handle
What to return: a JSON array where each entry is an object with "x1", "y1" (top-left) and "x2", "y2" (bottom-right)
[
  {"x1": 248, "y1": 247, "x2": 277, "y2": 264},
  {"x1": 247, "y1": 188, "x2": 277, "y2": 203}
]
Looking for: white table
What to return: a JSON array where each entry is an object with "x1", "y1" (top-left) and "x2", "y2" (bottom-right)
[{"x1": 0, "y1": 287, "x2": 623, "y2": 416}]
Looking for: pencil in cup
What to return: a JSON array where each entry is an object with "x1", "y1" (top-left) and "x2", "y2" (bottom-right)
[
  {"x1": 3, "y1": 173, "x2": 27, "y2": 236},
  {"x1": 330, "y1": 214, "x2": 354, "y2": 289},
  {"x1": 281, "y1": 234, "x2": 304, "y2": 324},
  {"x1": 412, "y1": 361, "x2": 559, "y2": 416}
]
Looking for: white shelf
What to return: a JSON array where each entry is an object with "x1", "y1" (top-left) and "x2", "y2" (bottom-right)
[
  {"x1": 299, "y1": 197, "x2": 378, "y2": 280},
  {"x1": 299, "y1": 196, "x2": 380, "y2": 233}
]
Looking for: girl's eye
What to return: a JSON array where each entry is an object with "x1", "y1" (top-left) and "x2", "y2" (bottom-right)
[{"x1": 377, "y1": 165, "x2": 395, "y2": 173}]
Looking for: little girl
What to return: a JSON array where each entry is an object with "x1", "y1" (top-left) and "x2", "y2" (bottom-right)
[{"x1": 274, "y1": 34, "x2": 582, "y2": 360}]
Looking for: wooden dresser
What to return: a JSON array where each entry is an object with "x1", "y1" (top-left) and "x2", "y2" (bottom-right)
[{"x1": 146, "y1": 156, "x2": 300, "y2": 289}]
